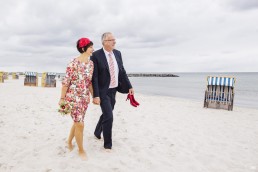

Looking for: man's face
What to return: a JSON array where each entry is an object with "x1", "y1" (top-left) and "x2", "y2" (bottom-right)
[{"x1": 103, "y1": 34, "x2": 116, "y2": 51}]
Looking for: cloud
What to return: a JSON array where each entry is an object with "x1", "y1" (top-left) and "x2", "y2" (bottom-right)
[
  {"x1": 228, "y1": 0, "x2": 258, "y2": 10},
  {"x1": 0, "y1": 0, "x2": 258, "y2": 72}
]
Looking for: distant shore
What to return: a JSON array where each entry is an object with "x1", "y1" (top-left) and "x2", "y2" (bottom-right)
[
  {"x1": 127, "y1": 73, "x2": 179, "y2": 77},
  {"x1": 3, "y1": 72, "x2": 179, "y2": 77}
]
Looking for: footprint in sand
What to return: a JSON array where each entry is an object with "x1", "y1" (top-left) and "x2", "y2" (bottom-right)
[
  {"x1": 0, "y1": 163, "x2": 13, "y2": 171},
  {"x1": 33, "y1": 148, "x2": 39, "y2": 157},
  {"x1": 20, "y1": 136, "x2": 28, "y2": 139},
  {"x1": 34, "y1": 122, "x2": 41, "y2": 125},
  {"x1": 121, "y1": 118, "x2": 126, "y2": 124},
  {"x1": 117, "y1": 111, "x2": 122, "y2": 116},
  {"x1": 57, "y1": 146, "x2": 67, "y2": 156},
  {"x1": 121, "y1": 138, "x2": 128, "y2": 142},
  {"x1": 119, "y1": 160, "x2": 126, "y2": 165},
  {"x1": 111, "y1": 167, "x2": 120, "y2": 171},
  {"x1": 131, "y1": 146, "x2": 140, "y2": 152},
  {"x1": 149, "y1": 144, "x2": 154, "y2": 149}
]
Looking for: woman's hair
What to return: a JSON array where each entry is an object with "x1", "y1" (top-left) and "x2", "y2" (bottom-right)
[{"x1": 76, "y1": 40, "x2": 93, "y2": 54}]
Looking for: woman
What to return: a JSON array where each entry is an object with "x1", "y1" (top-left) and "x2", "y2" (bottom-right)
[{"x1": 59, "y1": 37, "x2": 94, "y2": 160}]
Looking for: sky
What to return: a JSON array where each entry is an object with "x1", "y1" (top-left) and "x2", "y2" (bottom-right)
[{"x1": 0, "y1": 0, "x2": 258, "y2": 73}]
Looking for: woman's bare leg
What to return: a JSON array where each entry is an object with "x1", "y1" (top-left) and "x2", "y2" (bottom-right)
[
  {"x1": 67, "y1": 123, "x2": 75, "y2": 151},
  {"x1": 74, "y1": 122, "x2": 87, "y2": 160}
]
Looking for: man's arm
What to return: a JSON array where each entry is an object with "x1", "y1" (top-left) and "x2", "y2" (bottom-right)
[
  {"x1": 91, "y1": 54, "x2": 100, "y2": 98},
  {"x1": 90, "y1": 54, "x2": 101, "y2": 105},
  {"x1": 119, "y1": 51, "x2": 134, "y2": 95},
  {"x1": 119, "y1": 51, "x2": 132, "y2": 89}
]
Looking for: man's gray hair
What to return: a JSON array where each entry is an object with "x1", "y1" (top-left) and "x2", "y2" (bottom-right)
[{"x1": 101, "y1": 32, "x2": 112, "y2": 44}]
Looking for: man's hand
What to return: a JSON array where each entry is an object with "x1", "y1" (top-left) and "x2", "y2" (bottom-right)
[
  {"x1": 129, "y1": 88, "x2": 134, "y2": 95},
  {"x1": 93, "y1": 97, "x2": 100, "y2": 105}
]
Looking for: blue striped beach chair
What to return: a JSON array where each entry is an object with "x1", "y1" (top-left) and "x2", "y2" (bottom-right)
[
  {"x1": 204, "y1": 76, "x2": 236, "y2": 111},
  {"x1": 24, "y1": 72, "x2": 38, "y2": 86},
  {"x1": 46, "y1": 72, "x2": 56, "y2": 87}
]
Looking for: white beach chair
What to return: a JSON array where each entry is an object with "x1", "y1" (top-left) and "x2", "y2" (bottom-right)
[
  {"x1": 203, "y1": 76, "x2": 236, "y2": 111},
  {"x1": 24, "y1": 72, "x2": 38, "y2": 86},
  {"x1": 42, "y1": 72, "x2": 56, "y2": 87}
]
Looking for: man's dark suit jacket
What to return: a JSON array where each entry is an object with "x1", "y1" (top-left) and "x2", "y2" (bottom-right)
[{"x1": 91, "y1": 48, "x2": 132, "y2": 99}]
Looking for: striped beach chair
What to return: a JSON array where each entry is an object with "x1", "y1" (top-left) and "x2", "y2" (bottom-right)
[
  {"x1": 3, "y1": 72, "x2": 9, "y2": 80},
  {"x1": 203, "y1": 76, "x2": 236, "y2": 111},
  {"x1": 0, "y1": 71, "x2": 4, "y2": 83},
  {"x1": 24, "y1": 72, "x2": 38, "y2": 86},
  {"x1": 41, "y1": 72, "x2": 56, "y2": 87}
]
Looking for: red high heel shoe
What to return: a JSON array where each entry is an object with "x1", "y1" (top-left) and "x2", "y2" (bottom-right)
[
  {"x1": 126, "y1": 94, "x2": 137, "y2": 107},
  {"x1": 131, "y1": 95, "x2": 139, "y2": 106},
  {"x1": 126, "y1": 94, "x2": 139, "y2": 107}
]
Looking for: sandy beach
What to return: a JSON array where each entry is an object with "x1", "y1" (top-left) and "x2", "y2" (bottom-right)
[{"x1": 0, "y1": 77, "x2": 258, "y2": 172}]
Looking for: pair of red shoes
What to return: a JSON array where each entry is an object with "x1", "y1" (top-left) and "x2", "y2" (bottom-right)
[{"x1": 126, "y1": 94, "x2": 140, "y2": 107}]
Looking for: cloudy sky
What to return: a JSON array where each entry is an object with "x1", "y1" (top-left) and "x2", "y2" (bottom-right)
[{"x1": 0, "y1": 0, "x2": 258, "y2": 73}]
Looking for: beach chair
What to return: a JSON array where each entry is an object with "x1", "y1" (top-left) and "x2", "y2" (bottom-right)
[
  {"x1": 0, "y1": 71, "x2": 4, "y2": 83},
  {"x1": 3, "y1": 72, "x2": 9, "y2": 80},
  {"x1": 24, "y1": 72, "x2": 38, "y2": 86},
  {"x1": 41, "y1": 72, "x2": 56, "y2": 87},
  {"x1": 203, "y1": 76, "x2": 236, "y2": 111},
  {"x1": 12, "y1": 72, "x2": 19, "y2": 79}
]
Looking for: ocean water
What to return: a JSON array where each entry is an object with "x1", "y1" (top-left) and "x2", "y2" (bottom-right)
[{"x1": 129, "y1": 72, "x2": 258, "y2": 109}]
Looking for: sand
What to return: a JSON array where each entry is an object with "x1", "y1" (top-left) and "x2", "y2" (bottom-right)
[{"x1": 0, "y1": 77, "x2": 257, "y2": 172}]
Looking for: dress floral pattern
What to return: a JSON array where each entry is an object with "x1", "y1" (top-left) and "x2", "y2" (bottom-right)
[{"x1": 62, "y1": 58, "x2": 94, "y2": 122}]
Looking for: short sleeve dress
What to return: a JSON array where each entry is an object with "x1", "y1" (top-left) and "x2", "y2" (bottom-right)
[{"x1": 62, "y1": 58, "x2": 94, "y2": 122}]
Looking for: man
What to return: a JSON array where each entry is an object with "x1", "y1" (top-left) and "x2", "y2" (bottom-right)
[{"x1": 91, "y1": 32, "x2": 134, "y2": 150}]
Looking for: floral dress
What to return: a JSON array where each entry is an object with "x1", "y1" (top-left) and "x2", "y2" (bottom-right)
[{"x1": 62, "y1": 58, "x2": 94, "y2": 122}]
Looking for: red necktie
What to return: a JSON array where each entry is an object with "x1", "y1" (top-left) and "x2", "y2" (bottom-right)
[{"x1": 108, "y1": 53, "x2": 116, "y2": 87}]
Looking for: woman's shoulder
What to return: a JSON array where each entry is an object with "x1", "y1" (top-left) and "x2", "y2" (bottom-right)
[{"x1": 67, "y1": 58, "x2": 78, "y2": 68}]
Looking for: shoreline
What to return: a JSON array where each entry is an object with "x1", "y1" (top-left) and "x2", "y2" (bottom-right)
[{"x1": 2, "y1": 76, "x2": 258, "y2": 110}]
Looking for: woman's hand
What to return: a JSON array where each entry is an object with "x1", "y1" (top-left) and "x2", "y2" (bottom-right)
[{"x1": 59, "y1": 98, "x2": 64, "y2": 105}]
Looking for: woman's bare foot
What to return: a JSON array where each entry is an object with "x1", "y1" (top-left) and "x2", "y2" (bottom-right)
[
  {"x1": 79, "y1": 150, "x2": 87, "y2": 161},
  {"x1": 67, "y1": 142, "x2": 74, "y2": 152}
]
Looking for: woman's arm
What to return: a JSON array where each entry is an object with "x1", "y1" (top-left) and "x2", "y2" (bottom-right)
[
  {"x1": 59, "y1": 60, "x2": 74, "y2": 104},
  {"x1": 59, "y1": 86, "x2": 68, "y2": 105},
  {"x1": 89, "y1": 84, "x2": 93, "y2": 97}
]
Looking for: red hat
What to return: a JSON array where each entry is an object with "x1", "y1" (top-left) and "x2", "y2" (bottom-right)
[{"x1": 78, "y1": 38, "x2": 91, "y2": 48}]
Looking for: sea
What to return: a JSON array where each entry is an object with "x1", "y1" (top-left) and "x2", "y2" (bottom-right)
[
  {"x1": 128, "y1": 72, "x2": 258, "y2": 109},
  {"x1": 57, "y1": 72, "x2": 258, "y2": 109}
]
